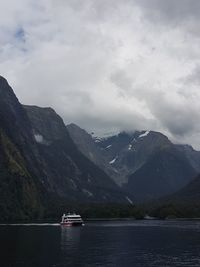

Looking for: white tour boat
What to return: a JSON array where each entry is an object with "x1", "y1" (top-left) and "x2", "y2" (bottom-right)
[{"x1": 60, "y1": 213, "x2": 84, "y2": 226}]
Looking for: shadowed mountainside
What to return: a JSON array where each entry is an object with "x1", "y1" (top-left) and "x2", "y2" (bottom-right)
[
  {"x1": 67, "y1": 125, "x2": 198, "y2": 201},
  {"x1": 0, "y1": 76, "x2": 132, "y2": 221}
]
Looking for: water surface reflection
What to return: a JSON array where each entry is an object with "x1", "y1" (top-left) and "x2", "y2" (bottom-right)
[
  {"x1": 61, "y1": 226, "x2": 81, "y2": 265},
  {"x1": 1, "y1": 220, "x2": 200, "y2": 266}
]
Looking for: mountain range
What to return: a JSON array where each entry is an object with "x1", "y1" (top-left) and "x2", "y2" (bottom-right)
[
  {"x1": 67, "y1": 124, "x2": 199, "y2": 201},
  {"x1": 0, "y1": 75, "x2": 200, "y2": 221},
  {"x1": 0, "y1": 76, "x2": 131, "y2": 221}
]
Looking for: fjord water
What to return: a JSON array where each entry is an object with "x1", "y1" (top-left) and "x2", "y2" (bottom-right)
[{"x1": 1, "y1": 221, "x2": 200, "y2": 267}]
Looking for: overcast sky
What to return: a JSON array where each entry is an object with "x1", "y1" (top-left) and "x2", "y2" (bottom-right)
[{"x1": 1, "y1": 0, "x2": 200, "y2": 149}]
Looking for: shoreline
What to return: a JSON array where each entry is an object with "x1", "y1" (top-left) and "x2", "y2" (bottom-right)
[{"x1": 2, "y1": 217, "x2": 200, "y2": 225}]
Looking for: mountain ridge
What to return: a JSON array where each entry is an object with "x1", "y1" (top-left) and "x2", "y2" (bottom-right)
[{"x1": 67, "y1": 123, "x2": 199, "y2": 201}]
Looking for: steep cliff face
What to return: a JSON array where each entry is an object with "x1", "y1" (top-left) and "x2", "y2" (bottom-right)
[
  {"x1": 0, "y1": 76, "x2": 44, "y2": 221},
  {"x1": 24, "y1": 105, "x2": 129, "y2": 203}
]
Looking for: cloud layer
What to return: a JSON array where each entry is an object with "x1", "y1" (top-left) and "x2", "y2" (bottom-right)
[{"x1": 0, "y1": 0, "x2": 200, "y2": 148}]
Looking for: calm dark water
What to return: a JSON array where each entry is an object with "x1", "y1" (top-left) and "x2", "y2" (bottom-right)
[{"x1": 1, "y1": 220, "x2": 200, "y2": 266}]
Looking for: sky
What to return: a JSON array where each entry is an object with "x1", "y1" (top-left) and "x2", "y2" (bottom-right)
[{"x1": 0, "y1": 0, "x2": 200, "y2": 149}]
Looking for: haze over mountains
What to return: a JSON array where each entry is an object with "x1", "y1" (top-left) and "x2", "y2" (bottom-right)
[{"x1": 0, "y1": 75, "x2": 200, "y2": 220}]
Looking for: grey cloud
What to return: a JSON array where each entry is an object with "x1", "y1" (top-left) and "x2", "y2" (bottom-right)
[
  {"x1": 111, "y1": 66, "x2": 200, "y2": 139},
  {"x1": 0, "y1": 0, "x2": 200, "y2": 149},
  {"x1": 143, "y1": 88, "x2": 200, "y2": 137},
  {"x1": 185, "y1": 65, "x2": 200, "y2": 86},
  {"x1": 67, "y1": 106, "x2": 156, "y2": 138},
  {"x1": 135, "y1": 0, "x2": 200, "y2": 22},
  {"x1": 110, "y1": 69, "x2": 134, "y2": 97},
  {"x1": 151, "y1": 100, "x2": 198, "y2": 136}
]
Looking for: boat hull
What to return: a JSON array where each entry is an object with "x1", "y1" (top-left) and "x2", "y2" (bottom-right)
[{"x1": 60, "y1": 222, "x2": 84, "y2": 227}]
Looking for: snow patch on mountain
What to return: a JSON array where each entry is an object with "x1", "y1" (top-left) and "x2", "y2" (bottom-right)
[
  {"x1": 138, "y1": 131, "x2": 150, "y2": 138},
  {"x1": 34, "y1": 134, "x2": 44, "y2": 143},
  {"x1": 94, "y1": 137, "x2": 102, "y2": 143},
  {"x1": 109, "y1": 157, "x2": 117, "y2": 164},
  {"x1": 70, "y1": 179, "x2": 77, "y2": 189},
  {"x1": 128, "y1": 144, "x2": 132, "y2": 150},
  {"x1": 126, "y1": 196, "x2": 133, "y2": 204},
  {"x1": 82, "y1": 188, "x2": 93, "y2": 197}
]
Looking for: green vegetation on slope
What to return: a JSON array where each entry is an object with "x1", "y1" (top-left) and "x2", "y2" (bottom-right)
[{"x1": 0, "y1": 129, "x2": 44, "y2": 222}]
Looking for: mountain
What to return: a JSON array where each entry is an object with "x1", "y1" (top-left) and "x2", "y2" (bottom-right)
[
  {"x1": 0, "y1": 76, "x2": 44, "y2": 221},
  {"x1": 67, "y1": 128, "x2": 170, "y2": 185},
  {"x1": 66, "y1": 123, "x2": 122, "y2": 185},
  {"x1": 1, "y1": 75, "x2": 199, "y2": 222},
  {"x1": 165, "y1": 174, "x2": 200, "y2": 204},
  {"x1": 67, "y1": 125, "x2": 199, "y2": 201},
  {"x1": 124, "y1": 146, "x2": 196, "y2": 201},
  {"x1": 175, "y1": 144, "x2": 200, "y2": 173},
  {"x1": 0, "y1": 76, "x2": 132, "y2": 221},
  {"x1": 94, "y1": 131, "x2": 173, "y2": 183},
  {"x1": 146, "y1": 173, "x2": 200, "y2": 219},
  {"x1": 24, "y1": 105, "x2": 128, "y2": 203}
]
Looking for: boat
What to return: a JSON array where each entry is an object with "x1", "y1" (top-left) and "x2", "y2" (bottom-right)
[{"x1": 60, "y1": 213, "x2": 84, "y2": 226}]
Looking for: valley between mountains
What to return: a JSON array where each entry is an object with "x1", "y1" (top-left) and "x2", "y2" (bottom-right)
[{"x1": 1, "y1": 75, "x2": 200, "y2": 221}]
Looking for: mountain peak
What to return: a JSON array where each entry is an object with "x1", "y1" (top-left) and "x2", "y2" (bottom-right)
[
  {"x1": 67, "y1": 123, "x2": 83, "y2": 130},
  {"x1": 24, "y1": 105, "x2": 68, "y2": 141},
  {"x1": 0, "y1": 76, "x2": 14, "y2": 95},
  {"x1": 0, "y1": 75, "x2": 8, "y2": 83},
  {"x1": 23, "y1": 105, "x2": 57, "y2": 116}
]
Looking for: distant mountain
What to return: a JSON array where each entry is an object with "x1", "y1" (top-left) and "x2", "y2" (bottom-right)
[
  {"x1": 146, "y1": 173, "x2": 200, "y2": 219},
  {"x1": 66, "y1": 123, "x2": 122, "y2": 185},
  {"x1": 67, "y1": 128, "x2": 168, "y2": 185},
  {"x1": 0, "y1": 76, "x2": 132, "y2": 221},
  {"x1": 94, "y1": 131, "x2": 173, "y2": 184},
  {"x1": 67, "y1": 125, "x2": 199, "y2": 201},
  {"x1": 175, "y1": 144, "x2": 200, "y2": 173},
  {"x1": 165, "y1": 174, "x2": 200, "y2": 204},
  {"x1": 124, "y1": 146, "x2": 196, "y2": 201}
]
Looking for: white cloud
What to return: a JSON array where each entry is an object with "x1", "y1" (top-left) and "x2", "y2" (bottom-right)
[{"x1": 0, "y1": 0, "x2": 200, "y2": 148}]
